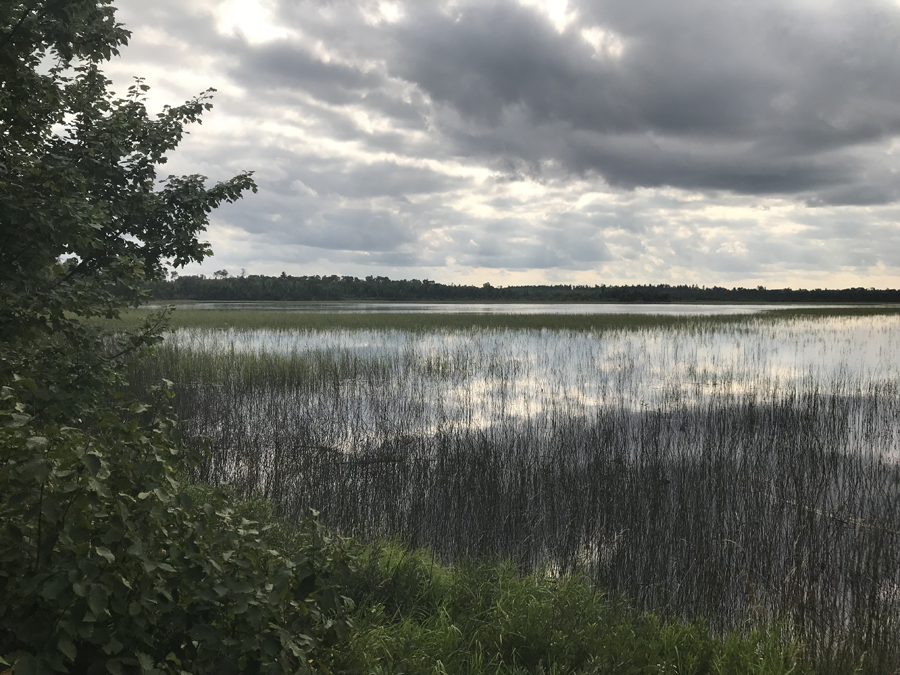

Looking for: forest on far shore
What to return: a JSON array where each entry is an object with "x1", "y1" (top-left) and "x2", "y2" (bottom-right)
[{"x1": 151, "y1": 273, "x2": 900, "y2": 304}]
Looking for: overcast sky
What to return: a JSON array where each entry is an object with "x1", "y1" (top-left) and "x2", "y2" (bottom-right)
[{"x1": 105, "y1": 0, "x2": 900, "y2": 287}]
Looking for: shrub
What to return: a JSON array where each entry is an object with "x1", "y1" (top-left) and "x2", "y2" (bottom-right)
[
  {"x1": 0, "y1": 382, "x2": 354, "y2": 674},
  {"x1": 0, "y1": 2, "x2": 353, "y2": 672}
]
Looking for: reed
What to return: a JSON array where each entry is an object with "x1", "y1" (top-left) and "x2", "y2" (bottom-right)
[
  {"x1": 129, "y1": 309, "x2": 900, "y2": 673},
  {"x1": 114, "y1": 304, "x2": 900, "y2": 332}
]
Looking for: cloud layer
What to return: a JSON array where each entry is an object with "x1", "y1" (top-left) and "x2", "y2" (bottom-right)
[{"x1": 106, "y1": 0, "x2": 900, "y2": 286}]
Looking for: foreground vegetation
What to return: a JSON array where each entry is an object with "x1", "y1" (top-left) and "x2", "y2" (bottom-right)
[
  {"x1": 0, "y1": 2, "x2": 326, "y2": 671},
  {"x1": 234, "y1": 495, "x2": 813, "y2": 675}
]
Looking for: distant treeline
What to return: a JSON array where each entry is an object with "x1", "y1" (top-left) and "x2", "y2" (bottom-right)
[{"x1": 151, "y1": 274, "x2": 900, "y2": 304}]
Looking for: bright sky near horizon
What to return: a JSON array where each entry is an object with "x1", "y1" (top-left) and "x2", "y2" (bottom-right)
[{"x1": 105, "y1": 0, "x2": 900, "y2": 288}]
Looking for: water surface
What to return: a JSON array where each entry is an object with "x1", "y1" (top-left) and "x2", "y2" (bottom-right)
[
  {"x1": 136, "y1": 309, "x2": 900, "y2": 656},
  {"x1": 147, "y1": 301, "x2": 858, "y2": 315}
]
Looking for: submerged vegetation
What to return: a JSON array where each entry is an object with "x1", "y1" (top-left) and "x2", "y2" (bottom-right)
[{"x1": 127, "y1": 307, "x2": 900, "y2": 673}]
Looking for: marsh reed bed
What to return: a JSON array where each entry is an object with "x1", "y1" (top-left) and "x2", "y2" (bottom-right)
[{"x1": 130, "y1": 311, "x2": 900, "y2": 672}]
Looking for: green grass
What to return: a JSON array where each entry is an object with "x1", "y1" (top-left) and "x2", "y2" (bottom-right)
[
  {"x1": 231, "y1": 495, "x2": 812, "y2": 675},
  {"x1": 110, "y1": 304, "x2": 900, "y2": 333},
  {"x1": 340, "y1": 547, "x2": 811, "y2": 675}
]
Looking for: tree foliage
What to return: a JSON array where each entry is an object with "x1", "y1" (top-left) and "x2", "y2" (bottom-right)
[
  {"x1": 151, "y1": 274, "x2": 900, "y2": 304},
  {"x1": 0, "y1": 2, "x2": 353, "y2": 673},
  {"x1": 1, "y1": 0, "x2": 254, "y2": 418}
]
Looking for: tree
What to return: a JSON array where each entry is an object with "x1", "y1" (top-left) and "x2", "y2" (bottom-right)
[
  {"x1": 1, "y1": 0, "x2": 255, "y2": 422},
  {"x1": 0, "y1": 3, "x2": 352, "y2": 673}
]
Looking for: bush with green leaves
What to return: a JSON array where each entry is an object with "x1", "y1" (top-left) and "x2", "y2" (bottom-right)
[
  {"x1": 0, "y1": 383, "x2": 355, "y2": 675},
  {"x1": 0, "y1": 1, "x2": 354, "y2": 673}
]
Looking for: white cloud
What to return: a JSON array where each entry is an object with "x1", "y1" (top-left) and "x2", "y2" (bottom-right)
[
  {"x1": 518, "y1": 0, "x2": 577, "y2": 33},
  {"x1": 580, "y1": 25, "x2": 625, "y2": 60},
  {"x1": 215, "y1": 0, "x2": 295, "y2": 43}
]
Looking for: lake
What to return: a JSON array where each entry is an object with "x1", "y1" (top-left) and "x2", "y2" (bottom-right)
[
  {"x1": 131, "y1": 304, "x2": 900, "y2": 665},
  {"x1": 146, "y1": 300, "x2": 863, "y2": 315}
]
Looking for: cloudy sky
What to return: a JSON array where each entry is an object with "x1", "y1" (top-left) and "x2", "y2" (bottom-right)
[{"x1": 105, "y1": 0, "x2": 900, "y2": 287}]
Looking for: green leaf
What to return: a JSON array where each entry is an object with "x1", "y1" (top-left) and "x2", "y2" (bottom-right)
[
  {"x1": 89, "y1": 584, "x2": 109, "y2": 614},
  {"x1": 83, "y1": 453, "x2": 102, "y2": 476},
  {"x1": 103, "y1": 635, "x2": 124, "y2": 655},
  {"x1": 189, "y1": 624, "x2": 221, "y2": 642},
  {"x1": 22, "y1": 457, "x2": 52, "y2": 483},
  {"x1": 136, "y1": 652, "x2": 154, "y2": 672},
  {"x1": 95, "y1": 546, "x2": 115, "y2": 563},
  {"x1": 89, "y1": 478, "x2": 112, "y2": 498},
  {"x1": 26, "y1": 436, "x2": 48, "y2": 450},
  {"x1": 9, "y1": 412, "x2": 31, "y2": 427},
  {"x1": 13, "y1": 654, "x2": 37, "y2": 675},
  {"x1": 59, "y1": 636, "x2": 77, "y2": 660},
  {"x1": 40, "y1": 575, "x2": 68, "y2": 601},
  {"x1": 126, "y1": 538, "x2": 144, "y2": 557},
  {"x1": 18, "y1": 378, "x2": 38, "y2": 392}
]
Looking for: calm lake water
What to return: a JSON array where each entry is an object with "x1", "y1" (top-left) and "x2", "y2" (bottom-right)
[
  {"x1": 140, "y1": 307, "x2": 900, "y2": 657},
  {"x1": 165, "y1": 311, "x2": 900, "y2": 441},
  {"x1": 149, "y1": 301, "x2": 855, "y2": 315}
]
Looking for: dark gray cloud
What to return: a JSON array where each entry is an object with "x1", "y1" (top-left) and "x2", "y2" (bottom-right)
[
  {"x1": 231, "y1": 42, "x2": 386, "y2": 106},
  {"x1": 133, "y1": 0, "x2": 900, "y2": 202},
  {"x1": 105, "y1": 0, "x2": 900, "y2": 285},
  {"x1": 366, "y1": 0, "x2": 900, "y2": 202}
]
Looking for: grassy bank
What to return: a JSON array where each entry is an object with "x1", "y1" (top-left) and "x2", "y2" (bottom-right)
[
  {"x1": 232, "y1": 494, "x2": 811, "y2": 675},
  {"x1": 341, "y1": 551, "x2": 811, "y2": 675}
]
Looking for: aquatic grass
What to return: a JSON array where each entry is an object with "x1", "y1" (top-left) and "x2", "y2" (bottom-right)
[
  {"x1": 127, "y1": 310, "x2": 900, "y2": 673},
  {"x1": 111, "y1": 304, "x2": 900, "y2": 333}
]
